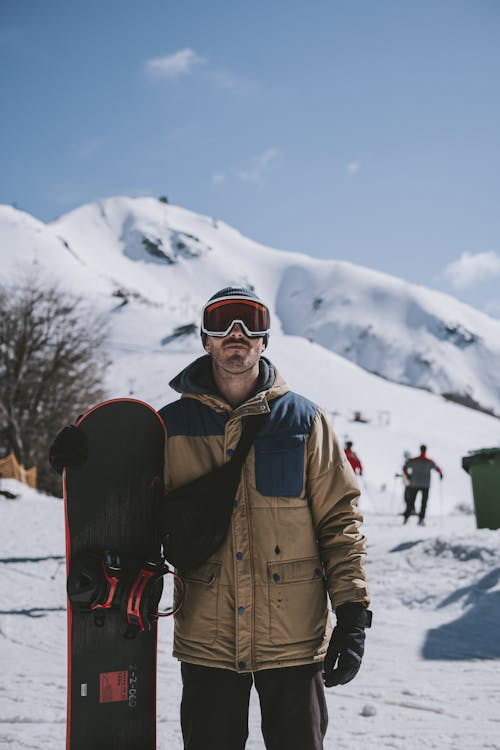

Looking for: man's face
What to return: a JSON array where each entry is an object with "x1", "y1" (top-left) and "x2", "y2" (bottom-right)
[{"x1": 204, "y1": 323, "x2": 265, "y2": 375}]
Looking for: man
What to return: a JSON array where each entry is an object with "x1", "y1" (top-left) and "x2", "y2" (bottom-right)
[
  {"x1": 344, "y1": 441, "x2": 363, "y2": 475},
  {"x1": 403, "y1": 444, "x2": 443, "y2": 525},
  {"x1": 50, "y1": 287, "x2": 371, "y2": 750}
]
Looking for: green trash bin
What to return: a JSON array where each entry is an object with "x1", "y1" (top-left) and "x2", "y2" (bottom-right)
[{"x1": 462, "y1": 447, "x2": 500, "y2": 530}]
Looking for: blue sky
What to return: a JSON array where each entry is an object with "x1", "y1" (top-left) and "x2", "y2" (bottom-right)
[{"x1": 1, "y1": 0, "x2": 499, "y2": 316}]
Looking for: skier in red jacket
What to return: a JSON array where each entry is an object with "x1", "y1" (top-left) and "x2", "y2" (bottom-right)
[{"x1": 344, "y1": 441, "x2": 363, "y2": 476}]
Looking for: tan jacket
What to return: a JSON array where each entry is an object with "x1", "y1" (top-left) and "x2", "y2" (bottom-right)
[{"x1": 159, "y1": 356, "x2": 369, "y2": 673}]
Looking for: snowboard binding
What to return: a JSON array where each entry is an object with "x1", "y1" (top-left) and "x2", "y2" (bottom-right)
[{"x1": 67, "y1": 550, "x2": 184, "y2": 638}]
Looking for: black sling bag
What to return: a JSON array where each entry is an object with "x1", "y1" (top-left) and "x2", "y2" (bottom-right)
[{"x1": 160, "y1": 413, "x2": 267, "y2": 572}]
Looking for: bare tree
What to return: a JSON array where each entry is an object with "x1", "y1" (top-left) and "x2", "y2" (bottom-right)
[{"x1": 0, "y1": 276, "x2": 109, "y2": 495}]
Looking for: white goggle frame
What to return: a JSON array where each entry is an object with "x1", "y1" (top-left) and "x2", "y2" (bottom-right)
[
  {"x1": 201, "y1": 296, "x2": 270, "y2": 338},
  {"x1": 201, "y1": 319, "x2": 269, "y2": 338}
]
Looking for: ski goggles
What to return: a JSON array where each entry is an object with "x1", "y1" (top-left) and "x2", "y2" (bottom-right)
[{"x1": 201, "y1": 296, "x2": 270, "y2": 338}]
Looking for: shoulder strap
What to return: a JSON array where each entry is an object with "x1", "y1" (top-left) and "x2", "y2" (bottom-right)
[{"x1": 230, "y1": 413, "x2": 267, "y2": 465}]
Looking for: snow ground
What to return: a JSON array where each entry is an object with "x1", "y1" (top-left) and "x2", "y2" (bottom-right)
[{"x1": 1, "y1": 479, "x2": 499, "y2": 750}]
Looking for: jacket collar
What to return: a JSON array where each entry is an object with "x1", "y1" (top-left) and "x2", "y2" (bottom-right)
[{"x1": 169, "y1": 355, "x2": 288, "y2": 414}]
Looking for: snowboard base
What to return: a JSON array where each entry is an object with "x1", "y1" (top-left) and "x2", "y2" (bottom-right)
[{"x1": 64, "y1": 399, "x2": 166, "y2": 750}]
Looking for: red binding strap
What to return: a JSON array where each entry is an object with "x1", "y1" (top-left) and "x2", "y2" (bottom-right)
[
  {"x1": 126, "y1": 568, "x2": 157, "y2": 631},
  {"x1": 91, "y1": 557, "x2": 120, "y2": 610}
]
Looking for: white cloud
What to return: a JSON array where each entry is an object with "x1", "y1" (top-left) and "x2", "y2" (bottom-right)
[
  {"x1": 146, "y1": 48, "x2": 205, "y2": 79},
  {"x1": 443, "y1": 250, "x2": 500, "y2": 289},
  {"x1": 145, "y1": 51, "x2": 257, "y2": 96},
  {"x1": 239, "y1": 149, "x2": 279, "y2": 185},
  {"x1": 347, "y1": 160, "x2": 361, "y2": 175}
]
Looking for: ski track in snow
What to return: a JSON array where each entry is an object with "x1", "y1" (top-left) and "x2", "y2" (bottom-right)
[{"x1": 1, "y1": 483, "x2": 499, "y2": 749}]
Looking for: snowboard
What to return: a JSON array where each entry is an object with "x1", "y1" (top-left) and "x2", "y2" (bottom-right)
[{"x1": 63, "y1": 398, "x2": 166, "y2": 750}]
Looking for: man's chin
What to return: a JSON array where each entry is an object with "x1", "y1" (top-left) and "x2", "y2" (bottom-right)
[
  {"x1": 223, "y1": 353, "x2": 247, "y2": 368},
  {"x1": 219, "y1": 353, "x2": 257, "y2": 373}
]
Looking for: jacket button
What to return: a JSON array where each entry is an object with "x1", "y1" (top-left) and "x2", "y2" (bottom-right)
[
  {"x1": 227, "y1": 448, "x2": 234, "y2": 456},
  {"x1": 238, "y1": 661, "x2": 246, "y2": 670},
  {"x1": 272, "y1": 573, "x2": 281, "y2": 582},
  {"x1": 315, "y1": 568, "x2": 322, "y2": 578},
  {"x1": 238, "y1": 606, "x2": 245, "y2": 615},
  {"x1": 233, "y1": 500, "x2": 238, "y2": 508},
  {"x1": 236, "y1": 552, "x2": 243, "y2": 560}
]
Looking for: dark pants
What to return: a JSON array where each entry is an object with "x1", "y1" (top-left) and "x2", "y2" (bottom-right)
[
  {"x1": 180, "y1": 662, "x2": 328, "y2": 750},
  {"x1": 404, "y1": 486, "x2": 429, "y2": 521}
]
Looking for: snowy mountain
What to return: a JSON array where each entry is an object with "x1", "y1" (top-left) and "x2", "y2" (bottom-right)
[
  {"x1": 1, "y1": 195, "x2": 500, "y2": 512},
  {"x1": 2, "y1": 195, "x2": 500, "y2": 419},
  {"x1": 2, "y1": 197, "x2": 500, "y2": 748}
]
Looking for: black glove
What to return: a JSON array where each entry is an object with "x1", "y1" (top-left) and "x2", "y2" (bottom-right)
[
  {"x1": 49, "y1": 425, "x2": 88, "y2": 474},
  {"x1": 323, "y1": 602, "x2": 372, "y2": 687}
]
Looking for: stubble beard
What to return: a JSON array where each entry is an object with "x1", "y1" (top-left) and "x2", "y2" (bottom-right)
[
  {"x1": 215, "y1": 350, "x2": 257, "y2": 375},
  {"x1": 213, "y1": 341, "x2": 261, "y2": 376}
]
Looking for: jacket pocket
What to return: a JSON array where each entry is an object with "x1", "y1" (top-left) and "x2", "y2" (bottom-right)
[
  {"x1": 174, "y1": 561, "x2": 220, "y2": 645},
  {"x1": 254, "y1": 433, "x2": 305, "y2": 497},
  {"x1": 267, "y1": 558, "x2": 327, "y2": 645}
]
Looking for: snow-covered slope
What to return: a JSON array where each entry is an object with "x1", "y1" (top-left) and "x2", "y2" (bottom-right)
[
  {"x1": 2, "y1": 195, "x2": 500, "y2": 417},
  {"x1": 2, "y1": 194, "x2": 500, "y2": 508},
  {"x1": 2, "y1": 480, "x2": 499, "y2": 749},
  {"x1": 1, "y1": 196, "x2": 500, "y2": 748},
  {"x1": 276, "y1": 261, "x2": 500, "y2": 415}
]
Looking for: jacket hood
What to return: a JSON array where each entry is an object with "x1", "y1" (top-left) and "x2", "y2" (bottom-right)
[{"x1": 169, "y1": 355, "x2": 287, "y2": 407}]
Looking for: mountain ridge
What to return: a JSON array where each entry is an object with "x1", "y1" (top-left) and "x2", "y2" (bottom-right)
[{"x1": 1, "y1": 195, "x2": 499, "y2": 417}]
